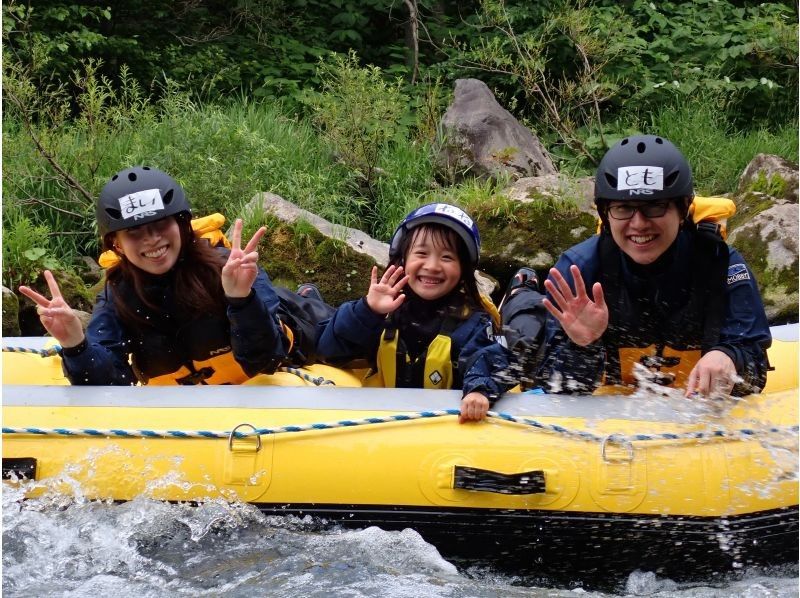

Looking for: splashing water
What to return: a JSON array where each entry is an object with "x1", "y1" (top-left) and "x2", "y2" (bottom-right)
[{"x1": 3, "y1": 479, "x2": 797, "y2": 598}]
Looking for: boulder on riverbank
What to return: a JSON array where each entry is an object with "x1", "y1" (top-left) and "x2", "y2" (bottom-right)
[{"x1": 437, "y1": 78, "x2": 557, "y2": 182}]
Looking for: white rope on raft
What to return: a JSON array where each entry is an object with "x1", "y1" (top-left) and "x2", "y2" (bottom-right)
[
  {"x1": 3, "y1": 410, "x2": 797, "y2": 444},
  {"x1": 4, "y1": 347, "x2": 797, "y2": 442}
]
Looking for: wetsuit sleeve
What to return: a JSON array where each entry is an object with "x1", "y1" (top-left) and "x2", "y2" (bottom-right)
[
  {"x1": 459, "y1": 313, "x2": 516, "y2": 403},
  {"x1": 537, "y1": 253, "x2": 606, "y2": 394},
  {"x1": 226, "y1": 265, "x2": 289, "y2": 376},
  {"x1": 315, "y1": 297, "x2": 386, "y2": 366},
  {"x1": 60, "y1": 289, "x2": 137, "y2": 385},
  {"x1": 710, "y1": 250, "x2": 772, "y2": 395}
]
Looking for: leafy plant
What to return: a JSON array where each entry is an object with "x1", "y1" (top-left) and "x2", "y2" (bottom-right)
[
  {"x1": 309, "y1": 51, "x2": 408, "y2": 200},
  {"x1": 2, "y1": 211, "x2": 62, "y2": 290}
]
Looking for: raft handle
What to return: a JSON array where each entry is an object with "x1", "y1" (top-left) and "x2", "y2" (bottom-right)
[
  {"x1": 228, "y1": 423, "x2": 262, "y2": 452},
  {"x1": 601, "y1": 436, "x2": 634, "y2": 462},
  {"x1": 452, "y1": 465, "x2": 545, "y2": 495},
  {"x1": 2, "y1": 457, "x2": 37, "y2": 481}
]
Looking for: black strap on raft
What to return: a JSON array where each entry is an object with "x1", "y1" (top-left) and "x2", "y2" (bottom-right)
[
  {"x1": 453, "y1": 465, "x2": 546, "y2": 495},
  {"x1": 3, "y1": 457, "x2": 37, "y2": 481}
]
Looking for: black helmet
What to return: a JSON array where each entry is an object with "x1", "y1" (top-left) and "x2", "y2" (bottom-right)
[
  {"x1": 389, "y1": 203, "x2": 481, "y2": 266},
  {"x1": 594, "y1": 135, "x2": 693, "y2": 204},
  {"x1": 96, "y1": 166, "x2": 191, "y2": 237}
]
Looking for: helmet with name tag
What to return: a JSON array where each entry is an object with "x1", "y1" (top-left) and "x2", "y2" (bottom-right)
[
  {"x1": 594, "y1": 135, "x2": 693, "y2": 204},
  {"x1": 96, "y1": 166, "x2": 191, "y2": 238},
  {"x1": 389, "y1": 203, "x2": 481, "y2": 266}
]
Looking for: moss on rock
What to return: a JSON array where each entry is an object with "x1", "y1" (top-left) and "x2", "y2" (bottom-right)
[
  {"x1": 474, "y1": 194, "x2": 597, "y2": 283},
  {"x1": 260, "y1": 221, "x2": 377, "y2": 306}
]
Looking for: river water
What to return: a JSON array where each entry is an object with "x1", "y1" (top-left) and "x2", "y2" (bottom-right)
[{"x1": 3, "y1": 481, "x2": 797, "y2": 598}]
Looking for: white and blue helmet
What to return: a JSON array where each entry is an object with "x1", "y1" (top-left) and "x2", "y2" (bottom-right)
[{"x1": 389, "y1": 203, "x2": 481, "y2": 266}]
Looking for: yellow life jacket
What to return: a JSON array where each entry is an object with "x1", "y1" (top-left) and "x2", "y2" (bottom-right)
[
  {"x1": 363, "y1": 328, "x2": 454, "y2": 389},
  {"x1": 615, "y1": 346, "x2": 702, "y2": 388},
  {"x1": 361, "y1": 295, "x2": 500, "y2": 390},
  {"x1": 145, "y1": 350, "x2": 251, "y2": 386}
]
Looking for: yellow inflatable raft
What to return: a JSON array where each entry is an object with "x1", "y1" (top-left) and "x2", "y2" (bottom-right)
[{"x1": 2, "y1": 325, "x2": 798, "y2": 582}]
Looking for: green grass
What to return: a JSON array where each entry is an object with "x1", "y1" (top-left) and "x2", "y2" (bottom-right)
[{"x1": 642, "y1": 94, "x2": 799, "y2": 195}]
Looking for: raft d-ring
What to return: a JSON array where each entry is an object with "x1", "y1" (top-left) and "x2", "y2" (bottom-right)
[
  {"x1": 600, "y1": 436, "x2": 633, "y2": 462},
  {"x1": 228, "y1": 423, "x2": 262, "y2": 452}
]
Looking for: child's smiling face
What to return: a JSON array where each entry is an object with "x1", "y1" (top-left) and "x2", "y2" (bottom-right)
[{"x1": 403, "y1": 226, "x2": 462, "y2": 301}]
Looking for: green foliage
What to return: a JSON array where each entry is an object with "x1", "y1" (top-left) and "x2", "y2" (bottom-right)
[
  {"x1": 306, "y1": 51, "x2": 441, "y2": 240},
  {"x1": 437, "y1": 0, "x2": 797, "y2": 163},
  {"x1": 598, "y1": 0, "x2": 798, "y2": 129},
  {"x1": 643, "y1": 91, "x2": 798, "y2": 194},
  {"x1": 309, "y1": 52, "x2": 407, "y2": 192},
  {"x1": 2, "y1": 211, "x2": 62, "y2": 290}
]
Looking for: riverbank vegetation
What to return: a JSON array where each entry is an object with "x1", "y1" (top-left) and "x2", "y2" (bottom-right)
[{"x1": 3, "y1": 0, "x2": 797, "y2": 291}]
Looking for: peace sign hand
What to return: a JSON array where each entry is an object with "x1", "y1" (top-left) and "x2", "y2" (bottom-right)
[
  {"x1": 222, "y1": 219, "x2": 267, "y2": 298},
  {"x1": 19, "y1": 270, "x2": 85, "y2": 348},
  {"x1": 542, "y1": 265, "x2": 609, "y2": 347},
  {"x1": 366, "y1": 265, "x2": 409, "y2": 315}
]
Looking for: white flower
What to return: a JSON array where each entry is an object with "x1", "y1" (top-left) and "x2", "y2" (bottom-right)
[{"x1": 672, "y1": 80, "x2": 680, "y2": 87}]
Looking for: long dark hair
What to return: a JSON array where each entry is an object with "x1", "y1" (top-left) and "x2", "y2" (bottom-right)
[
  {"x1": 103, "y1": 213, "x2": 228, "y2": 329},
  {"x1": 390, "y1": 223, "x2": 483, "y2": 315}
]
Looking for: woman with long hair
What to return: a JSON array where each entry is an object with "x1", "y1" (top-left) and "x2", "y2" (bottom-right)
[{"x1": 20, "y1": 166, "x2": 289, "y2": 385}]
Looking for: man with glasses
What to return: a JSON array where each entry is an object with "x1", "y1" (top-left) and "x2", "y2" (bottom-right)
[{"x1": 534, "y1": 135, "x2": 771, "y2": 396}]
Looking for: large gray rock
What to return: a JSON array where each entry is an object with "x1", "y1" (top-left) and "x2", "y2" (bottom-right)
[
  {"x1": 249, "y1": 192, "x2": 390, "y2": 266},
  {"x1": 737, "y1": 154, "x2": 798, "y2": 203},
  {"x1": 728, "y1": 202, "x2": 798, "y2": 322},
  {"x1": 3, "y1": 286, "x2": 20, "y2": 336},
  {"x1": 248, "y1": 192, "x2": 497, "y2": 296},
  {"x1": 506, "y1": 174, "x2": 596, "y2": 212},
  {"x1": 439, "y1": 79, "x2": 556, "y2": 181}
]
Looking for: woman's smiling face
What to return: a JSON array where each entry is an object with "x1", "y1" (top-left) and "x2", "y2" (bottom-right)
[
  {"x1": 403, "y1": 226, "x2": 462, "y2": 301},
  {"x1": 113, "y1": 216, "x2": 181, "y2": 275}
]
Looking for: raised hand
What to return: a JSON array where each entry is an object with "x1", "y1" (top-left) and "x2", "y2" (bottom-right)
[
  {"x1": 19, "y1": 270, "x2": 85, "y2": 348},
  {"x1": 542, "y1": 265, "x2": 608, "y2": 346},
  {"x1": 222, "y1": 219, "x2": 267, "y2": 298},
  {"x1": 366, "y1": 265, "x2": 409, "y2": 315}
]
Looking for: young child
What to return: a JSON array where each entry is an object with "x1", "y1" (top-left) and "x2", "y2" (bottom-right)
[
  {"x1": 315, "y1": 203, "x2": 514, "y2": 422},
  {"x1": 20, "y1": 165, "x2": 290, "y2": 385}
]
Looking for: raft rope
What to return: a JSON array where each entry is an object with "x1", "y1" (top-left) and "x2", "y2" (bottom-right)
[
  {"x1": 2, "y1": 346, "x2": 336, "y2": 386},
  {"x1": 4, "y1": 346, "x2": 797, "y2": 443},
  {"x1": 3, "y1": 410, "x2": 797, "y2": 444}
]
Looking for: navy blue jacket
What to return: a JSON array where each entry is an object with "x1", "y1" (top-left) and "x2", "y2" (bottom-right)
[
  {"x1": 61, "y1": 251, "x2": 287, "y2": 385},
  {"x1": 316, "y1": 295, "x2": 514, "y2": 400},
  {"x1": 539, "y1": 231, "x2": 772, "y2": 394}
]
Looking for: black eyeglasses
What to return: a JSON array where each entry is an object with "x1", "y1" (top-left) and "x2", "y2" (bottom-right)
[{"x1": 607, "y1": 201, "x2": 671, "y2": 220}]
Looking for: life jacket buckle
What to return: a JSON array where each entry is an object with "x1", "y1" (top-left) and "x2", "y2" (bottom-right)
[
  {"x1": 176, "y1": 367, "x2": 215, "y2": 385},
  {"x1": 696, "y1": 221, "x2": 722, "y2": 238}
]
